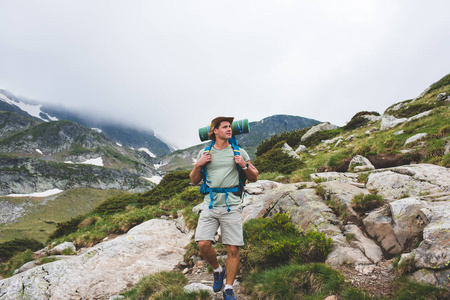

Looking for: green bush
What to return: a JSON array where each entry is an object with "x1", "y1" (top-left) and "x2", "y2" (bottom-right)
[
  {"x1": 93, "y1": 193, "x2": 141, "y2": 215},
  {"x1": 344, "y1": 111, "x2": 380, "y2": 130},
  {"x1": 138, "y1": 170, "x2": 192, "y2": 207},
  {"x1": 48, "y1": 214, "x2": 87, "y2": 241},
  {"x1": 253, "y1": 141, "x2": 302, "y2": 174},
  {"x1": 0, "y1": 238, "x2": 44, "y2": 261},
  {"x1": 351, "y1": 193, "x2": 384, "y2": 213},
  {"x1": 0, "y1": 249, "x2": 34, "y2": 278},
  {"x1": 241, "y1": 214, "x2": 333, "y2": 272},
  {"x1": 393, "y1": 276, "x2": 449, "y2": 300},
  {"x1": 256, "y1": 129, "x2": 307, "y2": 157},
  {"x1": 121, "y1": 271, "x2": 210, "y2": 300},
  {"x1": 242, "y1": 263, "x2": 345, "y2": 300}
]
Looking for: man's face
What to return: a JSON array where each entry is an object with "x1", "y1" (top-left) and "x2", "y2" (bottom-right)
[{"x1": 214, "y1": 121, "x2": 232, "y2": 140}]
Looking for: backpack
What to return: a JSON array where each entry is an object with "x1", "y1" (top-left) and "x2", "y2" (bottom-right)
[{"x1": 199, "y1": 136, "x2": 247, "y2": 211}]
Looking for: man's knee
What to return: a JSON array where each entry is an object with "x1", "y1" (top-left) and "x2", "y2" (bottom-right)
[
  {"x1": 226, "y1": 245, "x2": 240, "y2": 258},
  {"x1": 197, "y1": 240, "x2": 213, "y2": 252}
]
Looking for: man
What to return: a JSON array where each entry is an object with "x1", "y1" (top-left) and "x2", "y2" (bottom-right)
[{"x1": 190, "y1": 116, "x2": 258, "y2": 300}]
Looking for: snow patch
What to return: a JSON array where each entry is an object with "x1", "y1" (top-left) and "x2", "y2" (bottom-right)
[
  {"x1": 64, "y1": 157, "x2": 104, "y2": 166},
  {"x1": 81, "y1": 157, "x2": 104, "y2": 166},
  {"x1": 7, "y1": 189, "x2": 64, "y2": 198},
  {"x1": 142, "y1": 176, "x2": 163, "y2": 184},
  {"x1": 0, "y1": 93, "x2": 58, "y2": 122},
  {"x1": 116, "y1": 142, "x2": 122, "y2": 147},
  {"x1": 139, "y1": 148, "x2": 156, "y2": 158},
  {"x1": 91, "y1": 128, "x2": 102, "y2": 133},
  {"x1": 35, "y1": 149, "x2": 43, "y2": 155}
]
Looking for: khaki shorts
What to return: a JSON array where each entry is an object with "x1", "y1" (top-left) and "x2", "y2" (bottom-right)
[{"x1": 195, "y1": 204, "x2": 244, "y2": 246}]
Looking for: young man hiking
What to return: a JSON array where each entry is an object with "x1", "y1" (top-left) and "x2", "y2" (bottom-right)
[{"x1": 190, "y1": 116, "x2": 258, "y2": 300}]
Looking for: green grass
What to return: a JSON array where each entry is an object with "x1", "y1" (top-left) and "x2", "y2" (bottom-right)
[
  {"x1": 0, "y1": 188, "x2": 126, "y2": 243},
  {"x1": 351, "y1": 193, "x2": 384, "y2": 213},
  {"x1": 241, "y1": 214, "x2": 333, "y2": 273},
  {"x1": 121, "y1": 271, "x2": 210, "y2": 300},
  {"x1": 242, "y1": 263, "x2": 345, "y2": 299}
]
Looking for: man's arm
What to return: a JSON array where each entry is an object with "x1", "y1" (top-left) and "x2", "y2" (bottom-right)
[
  {"x1": 234, "y1": 155, "x2": 258, "y2": 182},
  {"x1": 190, "y1": 152, "x2": 211, "y2": 185},
  {"x1": 243, "y1": 161, "x2": 258, "y2": 182}
]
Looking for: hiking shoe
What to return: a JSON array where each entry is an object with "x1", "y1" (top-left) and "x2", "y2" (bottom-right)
[
  {"x1": 223, "y1": 288, "x2": 237, "y2": 300},
  {"x1": 213, "y1": 267, "x2": 226, "y2": 292}
]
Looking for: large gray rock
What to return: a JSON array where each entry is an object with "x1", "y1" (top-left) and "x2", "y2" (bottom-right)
[
  {"x1": 301, "y1": 122, "x2": 338, "y2": 142},
  {"x1": 0, "y1": 219, "x2": 193, "y2": 300},
  {"x1": 363, "y1": 206, "x2": 403, "y2": 255},
  {"x1": 411, "y1": 201, "x2": 450, "y2": 270},
  {"x1": 281, "y1": 143, "x2": 301, "y2": 160},
  {"x1": 348, "y1": 155, "x2": 375, "y2": 172},
  {"x1": 380, "y1": 115, "x2": 407, "y2": 130},
  {"x1": 344, "y1": 224, "x2": 383, "y2": 264},
  {"x1": 404, "y1": 133, "x2": 427, "y2": 145},
  {"x1": 321, "y1": 181, "x2": 370, "y2": 208},
  {"x1": 366, "y1": 164, "x2": 450, "y2": 199}
]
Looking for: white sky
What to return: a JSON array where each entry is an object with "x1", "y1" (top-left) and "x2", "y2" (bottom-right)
[{"x1": 1, "y1": 1, "x2": 449, "y2": 149}]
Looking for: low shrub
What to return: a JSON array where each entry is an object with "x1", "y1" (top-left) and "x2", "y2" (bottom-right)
[
  {"x1": 392, "y1": 276, "x2": 449, "y2": 300},
  {"x1": 253, "y1": 141, "x2": 302, "y2": 174},
  {"x1": 344, "y1": 111, "x2": 380, "y2": 130},
  {"x1": 121, "y1": 271, "x2": 210, "y2": 300},
  {"x1": 0, "y1": 238, "x2": 44, "y2": 261},
  {"x1": 314, "y1": 185, "x2": 326, "y2": 199},
  {"x1": 93, "y1": 193, "x2": 141, "y2": 215},
  {"x1": 241, "y1": 263, "x2": 345, "y2": 300},
  {"x1": 351, "y1": 193, "x2": 384, "y2": 213},
  {"x1": 0, "y1": 249, "x2": 34, "y2": 278},
  {"x1": 241, "y1": 214, "x2": 333, "y2": 273},
  {"x1": 138, "y1": 170, "x2": 192, "y2": 207},
  {"x1": 48, "y1": 215, "x2": 87, "y2": 241}
]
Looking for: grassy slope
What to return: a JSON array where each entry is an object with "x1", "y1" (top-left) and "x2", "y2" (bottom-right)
[{"x1": 0, "y1": 188, "x2": 126, "y2": 243}]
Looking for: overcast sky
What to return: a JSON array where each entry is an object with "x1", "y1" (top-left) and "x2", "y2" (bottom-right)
[{"x1": 1, "y1": 1, "x2": 449, "y2": 149}]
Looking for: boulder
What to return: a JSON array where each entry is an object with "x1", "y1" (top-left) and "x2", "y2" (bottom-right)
[
  {"x1": 436, "y1": 92, "x2": 448, "y2": 102},
  {"x1": 295, "y1": 145, "x2": 307, "y2": 153},
  {"x1": 363, "y1": 206, "x2": 402, "y2": 255},
  {"x1": 47, "y1": 242, "x2": 76, "y2": 255},
  {"x1": 321, "y1": 181, "x2": 370, "y2": 208},
  {"x1": 404, "y1": 133, "x2": 427, "y2": 145},
  {"x1": 281, "y1": 143, "x2": 301, "y2": 160},
  {"x1": 348, "y1": 155, "x2": 375, "y2": 172},
  {"x1": 183, "y1": 283, "x2": 213, "y2": 294},
  {"x1": 366, "y1": 164, "x2": 450, "y2": 199},
  {"x1": 310, "y1": 172, "x2": 360, "y2": 185},
  {"x1": 380, "y1": 115, "x2": 407, "y2": 130},
  {"x1": 0, "y1": 219, "x2": 193, "y2": 300},
  {"x1": 344, "y1": 224, "x2": 383, "y2": 264},
  {"x1": 408, "y1": 110, "x2": 432, "y2": 121},
  {"x1": 411, "y1": 201, "x2": 450, "y2": 270},
  {"x1": 301, "y1": 122, "x2": 338, "y2": 142}
]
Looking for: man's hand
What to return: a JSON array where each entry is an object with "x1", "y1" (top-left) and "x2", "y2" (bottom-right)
[
  {"x1": 233, "y1": 155, "x2": 246, "y2": 168},
  {"x1": 197, "y1": 152, "x2": 212, "y2": 166}
]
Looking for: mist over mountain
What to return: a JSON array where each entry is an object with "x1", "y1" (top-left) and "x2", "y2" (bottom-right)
[{"x1": 0, "y1": 90, "x2": 172, "y2": 157}]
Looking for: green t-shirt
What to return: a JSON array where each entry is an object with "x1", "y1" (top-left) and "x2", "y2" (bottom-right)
[{"x1": 196, "y1": 144, "x2": 250, "y2": 207}]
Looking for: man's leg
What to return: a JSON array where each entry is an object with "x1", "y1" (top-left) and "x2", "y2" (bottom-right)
[
  {"x1": 225, "y1": 245, "x2": 239, "y2": 285},
  {"x1": 197, "y1": 240, "x2": 220, "y2": 269}
]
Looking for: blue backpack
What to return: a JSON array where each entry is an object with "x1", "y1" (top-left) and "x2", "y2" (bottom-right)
[{"x1": 199, "y1": 136, "x2": 247, "y2": 212}]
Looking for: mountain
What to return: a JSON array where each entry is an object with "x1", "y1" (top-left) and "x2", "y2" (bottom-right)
[
  {"x1": 156, "y1": 114, "x2": 321, "y2": 172},
  {"x1": 0, "y1": 112, "x2": 161, "y2": 196},
  {"x1": 0, "y1": 90, "x2": 172, "y2": 157}
]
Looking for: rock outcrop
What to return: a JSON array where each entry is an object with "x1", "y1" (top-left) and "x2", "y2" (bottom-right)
[{"x1": 0, "y1": 219, "x2": 193, "y2": 299}]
